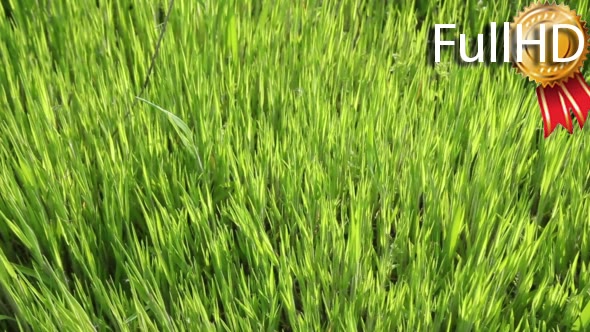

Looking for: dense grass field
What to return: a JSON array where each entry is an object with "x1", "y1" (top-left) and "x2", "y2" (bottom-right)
[{"x1": 1, "y1": 0, "x2": 590, "y2": 330}]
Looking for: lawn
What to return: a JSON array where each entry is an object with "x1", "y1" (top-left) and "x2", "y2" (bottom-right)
[{"x1": 1, "y1": 0, "x2": 590, "y2": 330}]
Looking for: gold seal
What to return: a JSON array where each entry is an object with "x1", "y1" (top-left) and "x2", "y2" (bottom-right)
[{"x1": 510, "y1": 3, "x2": 590, "y2": 87}]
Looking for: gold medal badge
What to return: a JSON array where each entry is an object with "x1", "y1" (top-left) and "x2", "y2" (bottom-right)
[{"x1": 510, "y1": 2, "x2": 590, "y2": 137}]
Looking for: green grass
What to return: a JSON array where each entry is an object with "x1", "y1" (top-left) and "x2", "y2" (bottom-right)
[{"x1": 1, "y1": 0, "x2": 590, "y2": 330}]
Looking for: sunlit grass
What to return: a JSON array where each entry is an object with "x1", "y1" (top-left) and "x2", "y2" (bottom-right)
[{"x1": 0, "y1": 0, "x2": 590, "y2": 330}]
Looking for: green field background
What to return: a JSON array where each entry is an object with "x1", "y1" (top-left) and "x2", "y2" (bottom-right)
[{"x1": 1, "y1": 0, "x2": 590, "y2": 330}]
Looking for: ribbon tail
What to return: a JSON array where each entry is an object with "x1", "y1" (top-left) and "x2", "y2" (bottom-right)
[
  {"x1": 557, "y1": 72, "x2": 590, "y2": 129},
  {"x1": 536, "y1": 85, "x2": 573, "y2": 138}
]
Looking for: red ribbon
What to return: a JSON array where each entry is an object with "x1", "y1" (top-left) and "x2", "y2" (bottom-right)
[{"x1": 536, "y1": 73, "x2": 590, "y2": 137}]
